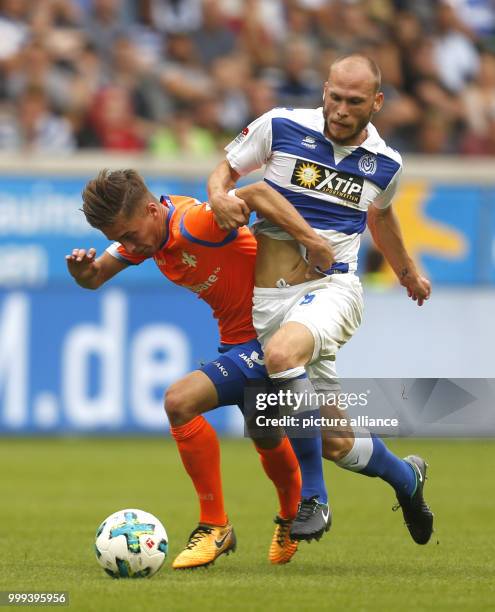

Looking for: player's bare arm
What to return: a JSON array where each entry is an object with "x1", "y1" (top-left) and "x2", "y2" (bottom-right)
[
  {"x1": 66, "y1": 249, "x2": 127, "y2": 290},
  {"x1": 367, "y1": 204, "x2": 431, "y2": 306},
  {"x1": 208, "y1": 160, "x2": 250, "y2": 230},
  {"x1": 209, "y1": 165, "x2": 334, "y2": 287},
  {"x1": 235, "y1": 182, "x2": 334, "y2": 274}
]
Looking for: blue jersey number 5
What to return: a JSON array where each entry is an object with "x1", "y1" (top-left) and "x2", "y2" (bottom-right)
[{"x1": 300, "y1": 293, "x2": 315, "y2": 305}]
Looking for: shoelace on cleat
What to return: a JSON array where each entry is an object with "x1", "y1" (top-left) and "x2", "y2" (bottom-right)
[
  {"x1": 185, "y1": 526, "x2": 213, "y2": 550},
  {"x1": 296, "y1": 497, "x2": 319, "y2": 521},
  {"x1": 273, "y1": 518, "x2": 291, "y2": 547},
  {"x1": 393, "y1": 496, "x2": 432, "y2": 518}
]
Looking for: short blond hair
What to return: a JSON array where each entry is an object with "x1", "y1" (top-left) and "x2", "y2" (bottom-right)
[{"x1": 82, "y1": 169, "x2": 153, "y2": 229}]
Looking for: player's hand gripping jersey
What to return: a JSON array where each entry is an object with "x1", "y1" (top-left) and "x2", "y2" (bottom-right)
[
  {"x1": 107, "y1": 195, "x2": 257, "y2": 345},
  {"x1": 226, "y1": 107, "x2": 403, "y2": 273}
]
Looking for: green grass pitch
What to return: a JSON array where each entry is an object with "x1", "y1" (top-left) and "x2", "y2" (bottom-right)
[{"x1": 1, "y1": 437, "x2": 494, "y2": 611}]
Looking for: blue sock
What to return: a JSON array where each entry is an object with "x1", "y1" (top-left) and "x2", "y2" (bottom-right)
[
  {"x1": 289, "y1": 434, "x2": 328, "y2": 504},
  {"x1": 360, "y1": 435, "x2": 417, "y2": 497},
  {"x1": 269, "y1": 368, "x2": 328, "y2": 504}
]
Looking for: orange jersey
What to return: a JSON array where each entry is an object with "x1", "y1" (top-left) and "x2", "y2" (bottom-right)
[{"x1": 106, "y1": 195, "x2": 257, "y2": 344}]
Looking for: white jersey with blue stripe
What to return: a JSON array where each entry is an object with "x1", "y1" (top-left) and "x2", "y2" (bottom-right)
[{"x1": 225, "y1": 107, "x2": 402, "y2": 272}]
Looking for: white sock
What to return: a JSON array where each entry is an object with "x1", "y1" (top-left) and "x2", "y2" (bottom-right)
[{"x1": 336, "y1": 430, "x2": 373, "y2": 472}]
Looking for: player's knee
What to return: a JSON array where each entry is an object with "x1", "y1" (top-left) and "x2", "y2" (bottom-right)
[
  {"x1": 264, "y1": 343, "x2": 299, "y2": 374},
  {"x1": 163, "y1": 384, "x2": 183, "y2": 424},
  {"x1": 164, "y1": 383, "x2": 200, "y2": 426},
  {"x1": 321, "y1": 435, "x2": 354, "y2": 462}
]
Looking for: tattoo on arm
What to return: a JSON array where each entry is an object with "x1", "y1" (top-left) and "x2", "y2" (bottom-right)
[{"x1": 399, "y1": 267, "x2": 409, "y2": 279}]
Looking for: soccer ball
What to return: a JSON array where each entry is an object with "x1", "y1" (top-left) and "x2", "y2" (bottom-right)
[{"x1": 95, "y1": 509, "x2": 168, "y2": 578}]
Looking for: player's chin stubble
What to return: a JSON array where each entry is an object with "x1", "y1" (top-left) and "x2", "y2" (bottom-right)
[{"x1": 323, "y1": 109, "x2": 372, "y2": 145}]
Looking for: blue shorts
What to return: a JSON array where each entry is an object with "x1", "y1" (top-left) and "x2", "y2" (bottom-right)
[{"x1": 200, "y1": 338, "x2": 268, "y2": 409}]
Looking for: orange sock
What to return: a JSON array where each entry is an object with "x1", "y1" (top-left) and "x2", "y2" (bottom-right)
[
  {"x1": 170, "y1": 415, "x2": 227, "y2": 526},
  {"x1": 255, "y1": 437, "x2": 302, "y2": 520}
]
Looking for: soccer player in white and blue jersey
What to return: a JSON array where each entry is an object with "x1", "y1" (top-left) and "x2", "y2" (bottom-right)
[{"x1": 208, "y1": 54, "x2": 434, "y2": 545}]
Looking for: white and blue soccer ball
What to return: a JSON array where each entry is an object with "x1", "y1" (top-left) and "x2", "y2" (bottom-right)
[{"x1": 95, "y1": 509, "x2": 168, "y2": 578}]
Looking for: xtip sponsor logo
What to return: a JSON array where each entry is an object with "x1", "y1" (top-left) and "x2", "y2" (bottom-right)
[{"x1": 291, "y1": 160, "x2": 364, "y2": 204}]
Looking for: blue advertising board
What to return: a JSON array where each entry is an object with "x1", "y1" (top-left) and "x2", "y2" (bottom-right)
[
  {"x1": 0, "y1": 175, "x2": 208, "y2": 287},
  {"x1": 0, "y1": 173, "x2": 493, "y2": 434},
  {"x1": 0, "y1": 175, "x2": 493, "y2": 287},
  {"x1": 0, "y1": 286, "x2": 243, "y2": 434}
]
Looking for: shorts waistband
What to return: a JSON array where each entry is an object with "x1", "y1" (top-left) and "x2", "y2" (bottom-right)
[
  {"x1": 319, "y1": 261, "x2": 349, "y2": 275},
  {"x1": 254, "y1": 277, "x2": 329, "y2": 298},
  {"x1": 253, "y1": 270, "x2": 357, "y2": 298}
]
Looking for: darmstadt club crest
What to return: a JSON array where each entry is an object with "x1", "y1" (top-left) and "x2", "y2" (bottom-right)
[{"x1": 358, "y1": 153, "x2": 377, "y2": 175}]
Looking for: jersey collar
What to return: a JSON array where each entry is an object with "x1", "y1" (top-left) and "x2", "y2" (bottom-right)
[{"x1": 159, "y1": 195, "x2": 175, "y2": 249}]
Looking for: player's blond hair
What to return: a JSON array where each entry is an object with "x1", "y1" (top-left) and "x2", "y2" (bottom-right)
[{"x1": 82, "y1": 169, "x2": 153, "y2": 229}]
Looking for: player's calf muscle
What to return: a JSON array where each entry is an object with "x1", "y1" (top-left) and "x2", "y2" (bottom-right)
[
  {"x1": 321, "y1": 434, "x2": 354, "y2": 462},
  {"x1": 320, "y1": 403, "x2": 354, "y2": 461}
]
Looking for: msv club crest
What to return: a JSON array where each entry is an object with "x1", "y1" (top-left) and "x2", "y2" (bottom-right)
[{"x1": 358, "y1": 153, "x2": 377, "y2": 175}]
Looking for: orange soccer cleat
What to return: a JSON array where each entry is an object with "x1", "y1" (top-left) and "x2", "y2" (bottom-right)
[
  {"x1": 172, "y1": 522, "x2": 237, "y2": 569},
  {"x1": 269, "y1": 516, "x2": 299, "y2": 565}
]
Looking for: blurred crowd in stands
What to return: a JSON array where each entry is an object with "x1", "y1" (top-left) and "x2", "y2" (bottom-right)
[{"x1": 0, "y1": 0, "x2": 494, "y2": 156}]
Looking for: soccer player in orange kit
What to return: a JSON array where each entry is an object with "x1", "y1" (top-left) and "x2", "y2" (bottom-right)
[{"x1": 67, "y1": 169, "x2": 333, "y2": 569}]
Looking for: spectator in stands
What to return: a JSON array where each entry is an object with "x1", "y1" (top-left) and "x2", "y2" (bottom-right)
[
  {"x1": 82, "y1": 0, "x2": 131, "y2": 60},
  {"x1": 0, "y1": 84, "x2": 75, "y2": 153},
  {"x1": 416, "y1": 109, "x2": 456, "y2": 154},
  {"x1": 0, "y1": 0, "x2": 491, "y2": 156},
  {"x1": 316, "y1": 0, "x2": 382, "y2": 52},
  {"x1": 407, "y1": 36, "x2": 465, "y2": 151},
  {"x1": 109, "y1": 34, "x2": 170, "y2": 123},
  {"x1": 391, "y1": 0, "x2": 437, "y2": 27},
  {"x1": 432, "y1": 1, "x2": 480, "y2": 94},
  {"x1": 158, "y1": 32, "x2": 212, "y2": 106},
  {"x1": 461, "y1": 51, "x2": 495, "y2": 154},
  {"x1": 0, "y1": 0, "x2": 30, "y2": 89},
  {"x1": 210, "y1": 53, "x2": 251, "y2": 132},
  {"x1": 238, "y1": 0, "x2": 280, "y2": 69},
  {"x1": 143, "y1": 0, "x2": 202, "y2": 34},
  {"x1": 443, "y1": 0, "x2": 495, "y2": 43},
  {"x1": 266, "y1": 37, "x2": 322, "y2": 109},
  {"x1": 149, "y1": 104, "x2": 218, "y2": 157},
  {"x1": 368, "y1": 40, "x2": 421, "y2": 150},
  {"x1": 5, "y1": 40, "x2": 75, "y2": 113},
  {"x1": 88, "y1": 84, "x2": 146, "y2": 151},
  {"x1": 284, "y1": 1, "x2": 317, "y2": 37},
  {"x1": 194, "y1": 0, "x2": 236, "y2": 67},
  {"x1": 193, "y1": 93, "x2": 229, "y2": 148},
  {"x1": 244, "y1": 77, "x2": 278, "y2": 124},
  {"x1": 67, "y1": 43, "x2": 109, "y2": 148}
]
